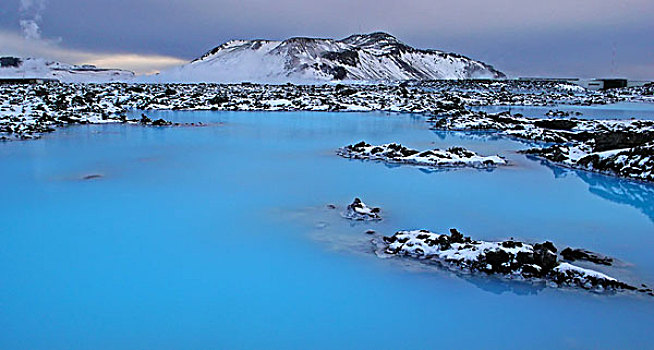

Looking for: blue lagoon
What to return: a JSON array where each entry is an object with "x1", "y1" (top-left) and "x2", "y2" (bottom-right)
[{"x1": 1, "y1": 111, "x2": 653, "y2": 349}]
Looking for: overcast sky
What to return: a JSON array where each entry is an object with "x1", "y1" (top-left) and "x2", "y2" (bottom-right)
[{"x1": 0, "y1": 0, "x2": 652, "y2": 78}]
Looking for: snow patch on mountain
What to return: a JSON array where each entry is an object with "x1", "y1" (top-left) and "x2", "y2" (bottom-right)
[{"x1": 152, "y1": 32, "x2": 505, "y2": 84}]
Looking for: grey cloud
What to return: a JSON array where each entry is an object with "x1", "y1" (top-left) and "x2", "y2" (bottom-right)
[{"x1": 0, "y1": 0, "x2": 652, "y2": 79}]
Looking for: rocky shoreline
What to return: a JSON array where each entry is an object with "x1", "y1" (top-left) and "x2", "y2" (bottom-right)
[
  {"x1": 1, "y1": 80, "x2": 652, "y2": 181},
  {"x1": 432, "y1": 111, "x2": 654, "y2": 182}
]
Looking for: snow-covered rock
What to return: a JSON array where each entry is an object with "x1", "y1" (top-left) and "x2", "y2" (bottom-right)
[
  {"x1": 337, "y1": 141, "x2": 507, "y2": 168},
  {"x1": 376, "y1": 229, "x2": 648, "y2": 294},
  {"x1": 0, "y1": 57, "x2": 134, "y2": 83},
  {"x1": 342, "y1": 198, "x2": 381, "y2": 221},
  {"x1": 551, "y1": 263, "x2": 620, "y2": 290},
  {"x1": 153, "y1": 32, "x2": 505, "y2": 83}
]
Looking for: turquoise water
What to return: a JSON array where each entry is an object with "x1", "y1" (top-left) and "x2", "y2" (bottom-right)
[
  {"x1": 470, "y1": 101, "x2": 654, "y2": 120},
  {"x1": 1, "y1": 111, "x2": 653, "y2": 349}
]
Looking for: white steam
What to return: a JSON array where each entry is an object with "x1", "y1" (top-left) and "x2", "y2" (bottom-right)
[
  {"x1": 19, "y1": 0, "x2": 47, "y2": 40},
  {"x1": 19, "y1": 20, "x2": 41, "y2": 40}
]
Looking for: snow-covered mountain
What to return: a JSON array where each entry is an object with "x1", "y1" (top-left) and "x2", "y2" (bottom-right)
[
  {"x1": 0, "y1": 57, "x2": 134, "y2": 83},
  {"x1": 153, "y1": 32, "x2": 505, "y2": 83}
]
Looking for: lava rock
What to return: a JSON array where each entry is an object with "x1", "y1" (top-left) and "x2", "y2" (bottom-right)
[
  {"x1": 534, "y1": 119, "x2": 578, "y2": 130},
  {"x1": 561, "y1": 247, "x2": 613, "y2": 266},
  {"x1": 594, "y1": 131, "x2": 654, "y2": 152}
]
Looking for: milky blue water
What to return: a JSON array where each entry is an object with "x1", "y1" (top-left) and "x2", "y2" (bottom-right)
[
  {"x1": 470, "y1": 101, "x2": 654, "y2": 120},
  {"x1": 1, "y1": 111, "x2": 653, "y2": 349}
]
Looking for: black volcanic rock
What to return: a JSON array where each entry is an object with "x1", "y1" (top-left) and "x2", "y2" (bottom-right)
[
  {"x1": 594, "y1": 131, "x2": 654, "y2": 152},
  {"x1": 561, "y1": 248, "x2": 614, "y2": 266}
]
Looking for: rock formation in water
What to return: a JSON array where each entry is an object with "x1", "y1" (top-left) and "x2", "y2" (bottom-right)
[
  {"x1": 342, "y1": 198, "x2": 382, "y2": 221},
  {"x1": 375, "y1": 228, "x2": 652, "y2": 295},
  {"x1": 337, "y1": 141, "x2": 507, "y2": 169}
]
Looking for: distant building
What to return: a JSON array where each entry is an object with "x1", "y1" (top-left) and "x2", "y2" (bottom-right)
[
  {"x1": 0, "y1": 57, "x2": 22, "y2": 68},
  {"x1": 578, "y1": 79, "x2": 628, "y2": 90},
  {"x1": 519, "y1": 77, "x2": 651, "y2": 91}
]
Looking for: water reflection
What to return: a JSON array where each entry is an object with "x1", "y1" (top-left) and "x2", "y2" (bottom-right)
[
  {"x1": 396, "y1": 257, "x2": 547, "y2": 296},
  {"x1": 303, "y1": 206, "x2": 547, "y2": 296},
  {"x1": 460, "y1": 272, "x2": 546, "y2": 296},
  {"x1": 430, "y1": 130, "x2": 505, "y2": 142},
  {"x1": 429, "y1": 130, "x2": 548, "y2": 151},
  {"x1": 341, "y1": 156, "x2": 501, "y2": 174},
  {"x1": 529, "y1": 156, "x2": 654, "y2": 223}
]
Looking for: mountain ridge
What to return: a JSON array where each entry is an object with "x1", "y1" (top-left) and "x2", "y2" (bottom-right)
[{"x1": 156, "y1": 32, "x2": 505, "y2": 83}]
